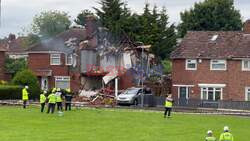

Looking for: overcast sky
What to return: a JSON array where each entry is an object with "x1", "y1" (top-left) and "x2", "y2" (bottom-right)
[{"x1": 0, "y1": 0, "x2": 250, "y2": 38}]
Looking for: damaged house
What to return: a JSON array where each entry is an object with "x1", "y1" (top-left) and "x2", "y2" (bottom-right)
[{"x1": 27, "y1": 16, "x2": 157, "y2": 94}]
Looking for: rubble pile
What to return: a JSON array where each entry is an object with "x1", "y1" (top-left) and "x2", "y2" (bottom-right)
[{"x1": 74, "y1": 87, "x2": 117, "y2": 107}]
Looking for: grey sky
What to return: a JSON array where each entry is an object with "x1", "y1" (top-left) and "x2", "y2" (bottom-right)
[{"x1": 0, "y1": 0, "x2": 250, "y2": 38}]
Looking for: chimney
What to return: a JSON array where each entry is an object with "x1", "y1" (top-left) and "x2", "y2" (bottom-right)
[
  {"x1": 85, "y1": 15, "x2": 98, "y2": 48},
  {"x1": 243, "y1": 19, "x2": 250, "y2": 34},
  {"x1": 8, "y1": 34, "x2": 16, "y2": 41},
  {"x1": 85, "y1": 15, "x2": 97, "y2": 38}
]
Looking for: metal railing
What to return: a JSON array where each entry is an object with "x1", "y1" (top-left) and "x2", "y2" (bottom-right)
[{"x1": 138, "y1": 95, "x2": 250, "y2": 110}]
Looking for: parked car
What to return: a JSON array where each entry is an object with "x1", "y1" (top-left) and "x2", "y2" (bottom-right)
[{"x1": 117, "y1": 87, "x2": 152, "y2": 105}]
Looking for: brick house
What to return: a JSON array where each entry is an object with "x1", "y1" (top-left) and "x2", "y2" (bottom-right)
[
  {"x1": 27, "y1": 16, "x2": 157, "y2": 94},
  {"x1": 0, "y1": 44, "x2": 7, "y2": 80},
  {"x1": 27, "y1": 28, "x2": 86, "y2": 92},
  {"x1": 171, "y1": 20, "x2": 250, "y2": 102}
]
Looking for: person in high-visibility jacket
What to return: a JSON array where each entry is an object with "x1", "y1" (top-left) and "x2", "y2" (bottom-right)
[
  {"x1": 22, "y1": 86, "x2": 29, "y2": 109},
  {"x1": 206, "y1": 130, "x2": 216, "y2": 141},
  {"x1": 164, "y1": 94, "x2": 174, "y2": 118},
  {"x1": 55, "y1": 88, "x2": 63, "y2": 111},
  {"x1": 219, "y1": 126, "x2": 234, "y2": 141},
  {"x1": 47, "y1": 90, "x2": 56, "y2": 114},
  {"x1": 40, "y1": 91, "x2": 47, "y2": 113}
]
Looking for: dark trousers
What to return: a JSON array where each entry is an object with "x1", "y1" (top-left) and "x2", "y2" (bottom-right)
[
  {"x1": 23, "y1": 100, "x2": 27, "y2": 109},
  {"x1": 57, "y1": 102, "x2": 63, "y2": 111},
  {"x1": 65, "y1": 103, "x2": 71, "y2": 111},
  {"x1": 41, "y1": 103, "x2": 45, "y2": 112},
  {"x1": 164, "y1": 107, "x2": 172, "y2": 117},
  {"x1": 47, "y1": 103, "x2": 55, "y2": 114}
]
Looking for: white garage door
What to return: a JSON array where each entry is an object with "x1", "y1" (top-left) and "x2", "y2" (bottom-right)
[{"x1": 55, "y1": 76, "x2": 70, "y2": 89}]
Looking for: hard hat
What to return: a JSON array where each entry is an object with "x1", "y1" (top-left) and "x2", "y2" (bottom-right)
[
  {"x1": 57, "y1": 88, "x2": 61, "y2": 91},
  {"x1": 44, "y1": 90, "x2": 47, "y2": 94},
  {"x1": 207, "y1": 130, "x2": 213, "y2": 134},
  {"x1": 25, "y1": 86, "x2": 29, "y2": 89},
  {"x1": 224, "y1": 126, "x2": 229, "y2": 132}
]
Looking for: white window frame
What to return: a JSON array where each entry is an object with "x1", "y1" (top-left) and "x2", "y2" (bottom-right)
[
  {"x1": 245, "y1": 87, "x2": 250, "y2": 101},
  {"x1": 50, "y1": 54, "x2": 61, "y2": 65},
  {"x1": 242, "y1": 60, "x2": 250, "y2": 71},
  {"x1": 66, "y1": 54, "x2": 73, "y2": 66},
  {"x1": 210, "y1": 59, "x2": 227, "y2": 71},
  {"x1": 55, "y1": 76, "x2": 70, "y2": 89},
  {"x1": 200, "y1": 87, "x2": 223, "y2": 101},
  {"x1": 185, "y1": 59, "x2": 197, "y2": 70}
]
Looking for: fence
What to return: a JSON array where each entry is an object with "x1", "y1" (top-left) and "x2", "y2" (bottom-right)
[{"x1": 138, "y1": 95, "x2": 250, "y2": 110}]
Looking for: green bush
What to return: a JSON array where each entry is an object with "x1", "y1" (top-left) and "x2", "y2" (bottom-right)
[
  {"x1": 0, "y1": 85, "x2": 22, "y2": 100},
  {"x1": 12, "y1": 69, "x2": 40, "y2": 100},
  {"x1": 161, "y1": 59, "x2": 172, "y2": 74}
]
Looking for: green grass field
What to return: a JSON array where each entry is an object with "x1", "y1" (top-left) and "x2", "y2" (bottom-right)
[{"x1": 0, "y1": 106, "x2": 249, "y2": 141}]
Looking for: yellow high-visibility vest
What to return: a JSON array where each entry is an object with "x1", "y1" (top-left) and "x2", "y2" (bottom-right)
[
  {"x1": 206, "y1": 136, "x2": 216, "y2": 141},
  {"x1": 22, "y1": 88, "x2": 29, "y2": 100},
  {"x1": 219, "y1": 132, "x2": 233, "y2": 141},
  {"x1": 40, "y1": 94, "x2": 46, "y2": 103},
  {"x1": 48, "y1": 94, "x2": 56, "y2": 104}
]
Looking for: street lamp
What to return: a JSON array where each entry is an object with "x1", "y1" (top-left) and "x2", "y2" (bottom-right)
[{"x1": 136, "y1": 42, "x2": 144, "y2": 108}]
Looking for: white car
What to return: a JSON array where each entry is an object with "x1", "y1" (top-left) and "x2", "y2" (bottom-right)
[{"x1": 117, "y1": 87, "x2": 152, "y2": 105}]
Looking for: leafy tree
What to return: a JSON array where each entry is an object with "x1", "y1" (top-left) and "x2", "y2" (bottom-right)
[
  {"x1": 5, "y1": 58, "x2": 28, "y2": 77},
  {"x1": 31, "y1": 10, "x2": 71, "y2": 39},
  {"x1": 178, "y1": 0, "x2": 242, "y2": 37},
  {"x1": 161, "y1": 59, "x2": 172, "y2": 74},
  {"x1": 134, "y1": 5, "x2": 177, "y2": 59},
  {"x1": 12, "y1": 69, "x2": 40, "y2": 99},
  {"x1": 94, "y1": 0, "x2": 130, "y2": 42},
  {"x1": 75, "y1": 10, "x2": 95, "y2": 26}
]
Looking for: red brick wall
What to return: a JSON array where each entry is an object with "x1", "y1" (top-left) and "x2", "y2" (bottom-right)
[
  {"x1": 0, "y1": 51, "x2": 5, "y2": 80},
  {"x1": 28, "y1": 53, "x2": 80, "y2": 92},
  {"x1": 172, "y1": 59, "x2": 250, "y2": 101}
]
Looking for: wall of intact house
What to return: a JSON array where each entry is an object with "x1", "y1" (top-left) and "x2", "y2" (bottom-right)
[
  {"x1": 0, "y1": 52, "x2": 6, "y2": 80},
  {"x1": 28, "y1": 53, "x2": 80, "y2": 92},
  {"x1": 172, "y1": 59, "x2": 250, "y2": 101},
  {"x1": 80, "y1": 50, "x2": 97, "y2": 73}
]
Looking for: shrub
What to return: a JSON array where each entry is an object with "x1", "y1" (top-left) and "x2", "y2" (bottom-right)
[
  {"x1": 0, "y1": 85, "x2": 22, "y2": 100},
  {"x1": 12, "y1": 69, "x2": 40, "y2": 100},
  {"x1": 161, "y1": 59, "x2": 172, "y2": 74}
]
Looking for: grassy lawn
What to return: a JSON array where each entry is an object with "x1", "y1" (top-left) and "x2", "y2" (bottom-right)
[{"x1": 0, "y1": 106, "x2": 249, "y2": 141}]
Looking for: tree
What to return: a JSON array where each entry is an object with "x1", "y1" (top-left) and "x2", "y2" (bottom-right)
[
  {"x1": 5, "y1": 58, "x2": 28, "y2": 77},
  {"x1": 94, "y1": 0, "x2": 130, "y2": 42},
  {"x1": 12, "y1": 69, "x2": 40, "y2": 99},
  {"x1": 134, "y1": 5, "x2": 177, "y2": 59},
  {"x1": 75, "y1": 10, "x2": 95, "y2": 26},
  {"x1": 177, "y1": 0, "x2": 242, "y2": 37},
  {"x1": 31, "y1": 10, "x2": 71, "y2": 39}
]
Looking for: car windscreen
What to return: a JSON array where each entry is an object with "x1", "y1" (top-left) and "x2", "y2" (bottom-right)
[{"x1": 124, "y1": 89, "x2": 140, "y2": 95}]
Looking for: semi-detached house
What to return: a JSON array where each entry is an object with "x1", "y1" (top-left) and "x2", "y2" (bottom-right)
[{"x1": 171, "y1": 20, "x2": 250, "y2": 102}]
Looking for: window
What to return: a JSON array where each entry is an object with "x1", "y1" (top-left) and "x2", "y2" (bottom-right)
[
  {"x1": 66, "y1": 54, "x2": 73, "y2": 65},
  {"x1": 50, "y1": 54, "x2": 61, "y2": 65},
  {"x1": 55, "y1": 76, "x2": 70, "y2": 89},
  {"x1": 242, "y1": 60, "x2": 250, "y2": 71},
  {"x1": 245, "y1": 87, "x2": 250, "y2": 101},
  {"x1": 201, "y1": 87, "x2": 222, "y2": 101},
  {"x1": 210, "y1": 60, "x2": 226, "y2": 70},
  {"x1": 186, "y1": 59, "x2": 197, "y2": 70}
]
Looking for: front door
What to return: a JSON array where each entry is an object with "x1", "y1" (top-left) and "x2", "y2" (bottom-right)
[
  {"x1": 179, "y1": 87, "x2": 189, "y2": 106},
  {"x1": 41, "y1": 77, "x2": 48, "y2": 90},
  {"x1": 179, "y1": 87, "x2": 189, "y2": 99}
]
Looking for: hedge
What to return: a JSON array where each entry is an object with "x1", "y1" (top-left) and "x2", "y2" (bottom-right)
[{"x1": 0, "y1": 85, "x2": 22, "y2": 100}]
